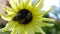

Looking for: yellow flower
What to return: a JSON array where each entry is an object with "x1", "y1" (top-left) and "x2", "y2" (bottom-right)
[{"x1": 0, "y1": 0, "x2": 54, "y2": 34}]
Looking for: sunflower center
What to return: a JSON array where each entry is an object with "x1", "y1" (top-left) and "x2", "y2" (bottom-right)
[{"x1": 13, "y1": 9, "x2": 33, "y2": 24}]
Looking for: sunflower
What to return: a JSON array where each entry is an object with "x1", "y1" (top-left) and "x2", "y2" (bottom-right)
[{"x1": 0, "y1": 0, "x2": 54, "y2": 34}]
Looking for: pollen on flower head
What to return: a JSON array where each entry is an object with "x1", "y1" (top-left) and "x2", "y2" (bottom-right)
[{"x1": 13, "y1": 9, "x2": 33, "y2": 25}]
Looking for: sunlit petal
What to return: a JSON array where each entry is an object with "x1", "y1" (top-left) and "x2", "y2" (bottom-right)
[
  {"x1": 11, "y1": 28, "x2": 17, "y2": 34},
  {"x1": 32, "y1": 0, "x2": 44, "y2": 11},
  {"x1": 33, "y1": 0, "x2": 40, "y2": 8},
  {"x1": 40, "y1": 17, "x2": 55, "y2": 21},
  {"x1": 3, "y1": 5, "x2": 16, "y2": 15},
  {"x1": 17, "y1": 24, "x2": 25, "y2": 34},
  {"x1": 34, "y1": 20, "x2": 54, "y2": 27},
  {"x1": 0, "y1": 20, "x2": 16, "y2": 32},
  {"x1": 32, "y1": 24, "x2": 46, "y2": 34},
  {"x1": 23, "y1": 0, "x2": 31, "y2": 9},
  {"x1": 25, "y1": 24, "x2": 35, "y2": 34},
  {"x1": 27, "y1": 0, "x2": 32, "y2": 9},
  {"x1": 0, "y1": 12, "x2": 13, "y2": 21},
  {"x1": 8, "y1": 0, "x2": 18, "y2": 11}
]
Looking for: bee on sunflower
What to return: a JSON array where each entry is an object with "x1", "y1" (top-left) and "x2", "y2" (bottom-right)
[{"x1": 0, "y1": 0, "x2": 55, "y2": 34}]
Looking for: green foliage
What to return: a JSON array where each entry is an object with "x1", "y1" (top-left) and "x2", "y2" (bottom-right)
[{"x1": 0, "y1": 31, "x2": 10, "y2": 34}]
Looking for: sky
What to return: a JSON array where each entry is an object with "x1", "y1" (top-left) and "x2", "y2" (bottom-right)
[
  {"x1": 42, "y1": 0, "x2": 59, "y2": 11},
  {"x1": 43, "y1": 0, "x2": 60, "y2": 20}
]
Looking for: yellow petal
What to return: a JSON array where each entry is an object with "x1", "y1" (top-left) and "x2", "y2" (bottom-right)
[
  {"x1": 22, "y1": 0, "x2": 28, "y2": 8},
  {"x1": 33, "y1": 6, "x2": 55, "y2": 17},
  {"x1": 27, "y1": 28, "x2": 35, "y2": 34},
  {"x1": 34, "y1": 16, "x2": 55, "y2": 22},
  {"x1": 36, "y1": 0, "x2": 44, "y2": 9},
  {"x1": 10, "y1": 22, "x2": 18, "y2": 34},
  {"x1": 16, "y1": 0, "x2": 24, "y2": 9},
  {"x1": 22, "y1": 0, "x2": 27, "y2": 8},
  {"x1": 8, "y1": 0, "x2": 18, "y2": 11},
  {"x1": 32, "y1": 0, "x2": 44, "y2": 11},
  {"x1": 3, "y1": 5, "x2": 16, "y2": 15},
  {"x1": 19, "y1": 0, "x2": 24, "y2": 9},
  {"x1": 27, "y1": 0, "x2": 32, "y2": 9},
  {"x1": 11, "y1": 28, "x2": 17, "y2": 34},
  {"x1": 17, "y1": 24, "x2": 25, "y2": 34},
  {"x1": 33, "y1": 20, "x2": 54, "y2": 27},
  {"x1": 14, "y1": 0, "x2": 21, "y2": 9},
  {"x1": 32, "y1": 24, "x2": 46, "y2": 34},
  {"x1": 32, "y1": 0, "x2": 40, "y2": 8},
  {"x1": 40, "y1": 17, "x2": 55, "y2": 21},
  {"x1": 0, "y1": 20, "x2": 15, "y2": 32},
  {"x1": 25, "y1": 24, "x2": 35, "y2": 34},
  {"x1": 0, "y1": 12, "x2": 13, "y2": 21},
  {"x1": 32, "y1": 10, "x2": 43, "y2": 17}
]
